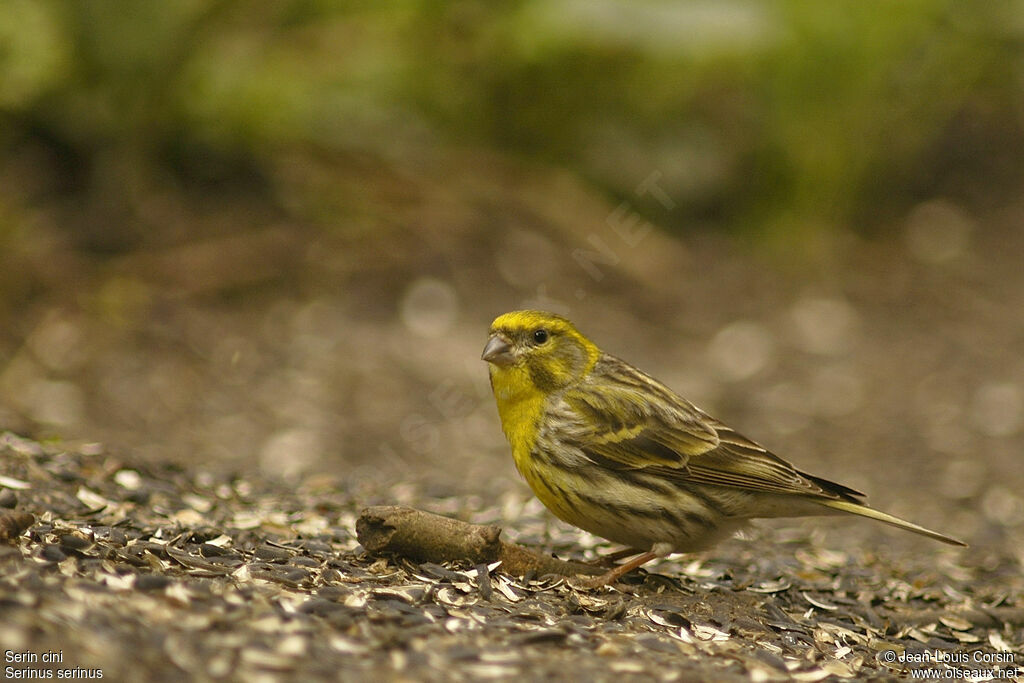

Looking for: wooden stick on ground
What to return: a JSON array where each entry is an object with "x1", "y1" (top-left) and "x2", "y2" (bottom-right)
[{"x1": 356, "y1": 505, "x2": 601, "y2": 577}]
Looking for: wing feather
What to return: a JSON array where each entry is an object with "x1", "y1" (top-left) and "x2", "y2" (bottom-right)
[
  {"x1": 556, "y1": 354, "x2": 863, "y2": 501},
  {"x1": 558, "y1": 355, "x2": 719, "y2": 470}
]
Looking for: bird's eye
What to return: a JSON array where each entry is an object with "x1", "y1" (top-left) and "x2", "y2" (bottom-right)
[{"x1": 533, "y1": 328, "x2": 549, "y2": 345}]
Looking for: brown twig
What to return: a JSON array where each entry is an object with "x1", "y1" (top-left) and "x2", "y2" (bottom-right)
[{"x1": 356, "y1": 505, "x2": 601, "y2": 577}]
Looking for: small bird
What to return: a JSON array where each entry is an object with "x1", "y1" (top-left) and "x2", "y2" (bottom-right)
[{"x1": 482, "y1": 310, "x2": 965, "y2": 587}]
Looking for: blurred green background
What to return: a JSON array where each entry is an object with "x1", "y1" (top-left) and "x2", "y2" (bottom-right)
[
  {"x1": 1, "y1": 0, "x2": 1023, "y2": 545},
  {"x1": 2, "y1": 0, "x2": 1021, "y2": 254}
]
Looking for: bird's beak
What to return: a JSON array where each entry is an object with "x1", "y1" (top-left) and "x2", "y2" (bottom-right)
[{"x1": 481, "y1": 334, "x2": 515, "y2": 367}]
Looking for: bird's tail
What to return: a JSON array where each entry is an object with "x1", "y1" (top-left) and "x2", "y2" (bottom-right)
[{"x1": 820, "y1": 499, "x2": 967, "y2": 547}]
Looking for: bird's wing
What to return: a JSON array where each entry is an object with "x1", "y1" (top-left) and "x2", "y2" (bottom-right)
[
  {"x1": 681, "y1": 418, "x2": 864, "y2": 500},
  {"x1": 558, "y1": 355, "x2": 719, "y2": 471},
  {"x1": 562, "y1": 355, "x2": 863, "y2": 500}
]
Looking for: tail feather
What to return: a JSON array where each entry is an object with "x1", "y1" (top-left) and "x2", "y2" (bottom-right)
[{"x1": 821, "y1": 499, "x2": 967, "y2": 546}]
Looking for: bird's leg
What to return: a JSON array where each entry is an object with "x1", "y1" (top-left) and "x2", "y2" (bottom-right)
[
  {"x1": 577, "y1": 551, "x2": 658, "y2": 588},
  {"x1": 575, "y1": 543, "x2": 673, "y2": 588},
  {"x1": 588, "y1": 547, "x2": 644, "y2": 566}
]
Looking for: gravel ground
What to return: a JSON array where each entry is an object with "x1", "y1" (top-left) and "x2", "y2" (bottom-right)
[{"x1": 1, "y1": 431, "x2": 1021, "y2": 682}]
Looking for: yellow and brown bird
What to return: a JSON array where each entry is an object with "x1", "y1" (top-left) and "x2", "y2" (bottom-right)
[{"x1": 482, "y1": 310, "x2": 965, "y2": 586}]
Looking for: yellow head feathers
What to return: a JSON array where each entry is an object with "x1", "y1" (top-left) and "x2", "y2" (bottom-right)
[{"x1": 482, "y1": 310, "x2": 600, "y2": 392}]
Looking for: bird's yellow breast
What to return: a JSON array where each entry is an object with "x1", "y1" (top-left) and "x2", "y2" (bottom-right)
[
  {"x1": 488, "y1": 364, "x2": 546, "y2": 472},
  {"x1": 488, "y1": 366, "x2": 588, "y2": 525}
]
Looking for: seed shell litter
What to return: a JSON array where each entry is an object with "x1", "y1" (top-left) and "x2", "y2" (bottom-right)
[{"x1": 0, "y1": 431, "x2": 1021, "y2": 682}]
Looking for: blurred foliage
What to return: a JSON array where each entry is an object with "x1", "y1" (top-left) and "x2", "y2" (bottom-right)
[{"x1": 0, "y1": 0, "x2": 1022, "y2": 252}]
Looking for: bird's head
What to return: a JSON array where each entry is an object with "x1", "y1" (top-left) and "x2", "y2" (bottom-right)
[{"x1": 482, "y1": 310, "x2": 600, "y2": 393}]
